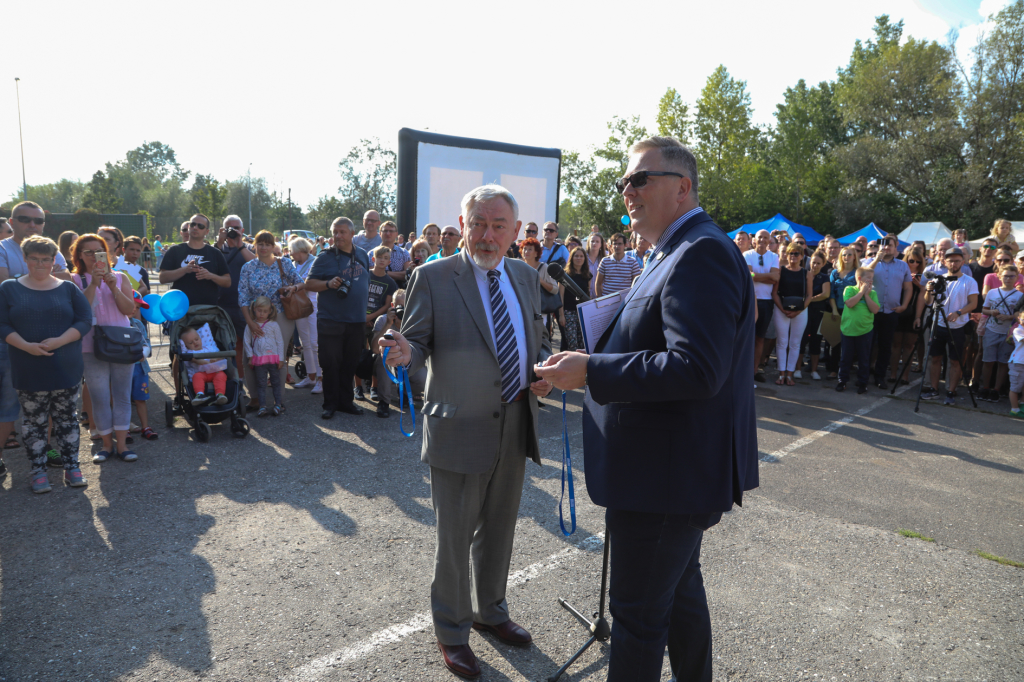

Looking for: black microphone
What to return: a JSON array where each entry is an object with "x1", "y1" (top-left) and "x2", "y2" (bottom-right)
[{"x1": 547, "y1": 263, "x2": 590, "y2": 302}]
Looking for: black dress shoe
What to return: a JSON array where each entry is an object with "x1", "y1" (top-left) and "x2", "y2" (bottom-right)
[
  {"x1": 875, "y1": 378, "x2": 889, "y2": 390},
  {"x1": 376, "y1": 401, "x2": 390, "y2": 418},
  {"x1": 856, "y1": 384, "x2": 868, "y2": 394},
  {"x1": 835, "y1": 381, "x2": 847, "y2": 392},
  {"x1": 337, "y1": 403, "x2": 363, "y2": 416},
  {"x1": 321, "y1": 409, "x2": 336, "y2": 420},
  {"x1": 472, "y1": 619, "x2": 532, "y2": 646},
  {"x1": 437, "y1": 642, "x2": 481, "y2": 679}
]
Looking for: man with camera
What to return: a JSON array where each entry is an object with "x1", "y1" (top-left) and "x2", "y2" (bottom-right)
[
  {"x1": 305, "y1": 217, "x2": 371, "y2": 419},
  {"x1": 922, "y1": 247, "x2": 979, "y2": 404},
  {"x1": 215, "y1": 216, "x2": 256, "y2": 378},
  {"x1": 380, "y1": 185, "x2": 553, "y2": 678}
]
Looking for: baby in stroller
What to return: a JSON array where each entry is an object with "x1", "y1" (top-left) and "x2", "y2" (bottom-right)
[{"x1": 182, "y1": 327, "x2": 229, "y2": 406}]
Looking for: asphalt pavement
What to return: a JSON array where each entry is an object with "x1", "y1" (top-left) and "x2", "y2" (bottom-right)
[{"x1": 0, "y1": 348, "x2": 1021, "y2": 682}]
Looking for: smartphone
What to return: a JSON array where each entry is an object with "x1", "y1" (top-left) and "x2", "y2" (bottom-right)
[{"x1": 94, "y1": 260, "x2": 108, "y2": 275}]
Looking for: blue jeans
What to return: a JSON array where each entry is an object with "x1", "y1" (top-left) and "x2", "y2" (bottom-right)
[
  {"x1": 606, "y1": 508, "x2": 721, "y2": 682},
  {"x1": 839, "y1": 332, "x2": 872, "y2": 386}
]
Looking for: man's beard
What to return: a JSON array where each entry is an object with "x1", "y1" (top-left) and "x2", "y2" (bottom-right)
[{"x1": 472, "y1": 243, "x2": 502, "y2": 269}]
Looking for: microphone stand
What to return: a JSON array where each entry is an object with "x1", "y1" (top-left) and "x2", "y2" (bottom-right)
[
  {"x1": 544, "y1": 261, "x2": 606, "y2": 681},
  {"x1": 548, "y1": 532, "x2": 611, "y2": 682}
]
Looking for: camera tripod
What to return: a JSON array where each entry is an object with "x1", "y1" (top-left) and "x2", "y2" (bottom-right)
[
  {"x1": 891, "y1": 286, "x2": 977, "y2": 411},
  {"x1": 547, "y1": 531, "x2": 611, "y2": 682}
]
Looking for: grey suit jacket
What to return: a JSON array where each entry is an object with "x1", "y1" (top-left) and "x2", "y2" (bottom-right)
[{"x1": 401, "y1": 250, "x2": 551, "y2": 474}]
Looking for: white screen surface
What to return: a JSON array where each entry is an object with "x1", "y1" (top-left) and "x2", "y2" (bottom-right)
[{"x1": 415, "y1": 142, "x2": 560, "y2": 233}]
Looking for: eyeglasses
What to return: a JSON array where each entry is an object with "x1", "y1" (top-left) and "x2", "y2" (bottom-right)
[
  {"x1": 544, "y1": 229, "x2": 557, "y2": 234},
  {"x1": 907, "y1": 259, "x2": 921, "y2": 264},
  {"x1": 758, "y1": 254, "x2": 764, "y2": 266},
  {"x1": 27, "y1": 257, "x2": 54, "y2": 265},
  {"x1": 614, "y1": 170, "x2": 685, "y2": 194},
  {"x1": 14, "y1": 215, "x2": 45, "y2": 226},
  {"x1": 524, "y1": 229, "x2": 537, "y2": 234},
  {"x1": 81, "y1": 249, "x2": 107, "y2": 258},
  {"x1": 982, "y1": 244, "x2": 997, "y2": 249},
  {"x1": 189, "y1": 222, "x2": 208, "y2": 230},
  {"x1": 996, "y1": 258, "x2": 1011, "y2": 263}
]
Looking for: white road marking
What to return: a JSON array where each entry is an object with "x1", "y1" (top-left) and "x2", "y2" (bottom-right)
[
  {"x1": 281, "y1": 532, "x2": 604, "y2": 682},
  {"x1": 759, "y1": 379, "x2": 920, "y2": 463}
]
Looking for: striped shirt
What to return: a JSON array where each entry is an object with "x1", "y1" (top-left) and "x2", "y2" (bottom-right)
[{"x1": 598, "y1": 254, "x2": 642, "y2": 295}]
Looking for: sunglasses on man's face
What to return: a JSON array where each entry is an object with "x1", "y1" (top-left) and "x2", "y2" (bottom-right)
[
  {"x1": 525, "y1": 229, "x2": 537, "y2": 234},
  {"x1": 544, "y1": 229, "x2": 557, "y2": 234},
  {"x1": 14, "y1": 215, "x2": 45, "y2": 226},
  {"x1": 189, "y1": 222, "x2": 209, "y2": 230},
  {"x1": 614, "y1": 170, "x2": 685, "y2": 194},
  {"x1": 983, "y1": 244, "x2": 997, "y2": 250}
]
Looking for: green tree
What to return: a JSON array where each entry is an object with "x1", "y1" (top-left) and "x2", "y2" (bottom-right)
[
  {"x1": 125, "y1": 141, "x2": 189, "y2": 183},
  {"x1": 223, "y1": 176, "x2": 275, "y2": 232},
  {"x1": 190, "y1": 174, "x2": 228, "y2": 226},
  {"x1": 306, "y1": 195, "x2": 347, "y2": 235},
  {"x1": 6, "y1": 179, "x2": 86, "y2": 213},
  {"x1": 693, "y1": 65, "x2": 760, "y2": 227},
  {"x1": 656, "y1": 87, "x2": 691, "y2": 143},
  {"x1": 82, "y1": 170, "x2": 123, "y2": 213},
  {"x1": 338, "y1": 138, "x2": 397, "y2": 220}
]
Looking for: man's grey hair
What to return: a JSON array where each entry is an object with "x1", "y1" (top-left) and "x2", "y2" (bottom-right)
[
  {"x1": 629, "y1": 136, "x2": 699, "y2": 199},
  {"x1": 936, "y1": 237, "x2": 953, "y2": 250},
  {"x1": 223, "y1": 214, "x2": 244, "y2": 228},
  {"x1": 332, "y1": 217, "x2": 355, "y2": 230},
  {"x1": 461, "y1": 184, "x2": 519, "y2": 223}
]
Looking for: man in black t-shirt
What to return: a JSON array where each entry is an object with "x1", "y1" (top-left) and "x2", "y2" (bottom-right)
[{"x1": 159, "y1": 214, "x2": 231, "y2": 306}]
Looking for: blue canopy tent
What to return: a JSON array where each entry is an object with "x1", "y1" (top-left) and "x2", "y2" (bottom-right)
[
  {"x1": 728, "y1": 214, "x2": 825, "y2": 245},
  {"x1": 836, "y1": 223, "x2": 910, "y2": 249}
]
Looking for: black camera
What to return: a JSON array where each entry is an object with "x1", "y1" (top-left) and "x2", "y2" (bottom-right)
[
  {"x1": 335, "y1": 279, "x2": 352, "y2": 298},
  {"x1": 226, "y1": 228, "x2": 241, "y2": 239},
  {"x1": 393, "y1": 305, "x2": 405, "y2": 321},
  {"x1": 923, "y1": 270, "x2": 954, "y2": 295}
]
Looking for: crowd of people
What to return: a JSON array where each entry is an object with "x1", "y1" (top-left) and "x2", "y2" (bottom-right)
[
  {"x1": 1, "y1": 198, "x2": 1021, "y2": 494},
  {"x1": 733, "y1": 222, "x2": 1024, "y2": 413}
]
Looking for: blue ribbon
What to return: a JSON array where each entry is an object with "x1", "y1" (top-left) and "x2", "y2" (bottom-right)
[
  {"x1": 381, "y1": 346, "x2": 416, "y2": 438},
  {"x1": 558, "y1": 390, "x2": 576, "y2": 536}
]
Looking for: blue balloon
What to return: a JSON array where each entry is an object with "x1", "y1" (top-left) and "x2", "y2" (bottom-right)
[
  {"x1": 160, "y1": 289, "x2": 190, "y2": 322},
  {"x1": 141, "y1": 294, "x2": 165, "y2": 324},
  {"x1": 621, "y1": 214, "x2": 630, "y2": 226}
]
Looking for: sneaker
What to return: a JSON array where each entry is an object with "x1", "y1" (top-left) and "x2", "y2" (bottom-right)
[
  {"x1": 294, "y1": 377, "x2": 313, "y2": 389},
  {"x1": 117, "y1": 449, "x2": 138, "y2": 462},
  {"x1": 376, "y1": 400, "x2": 390, "y2": 418},
  {"x1": 1009, "y1": 409, "x2": 1024, "y2": 419},
  {"x1": 0, "y1": 458, "x2": 7, "y2": 480},
  {"x1": 984, "y1": 389, "x2": 999, "y2": 403},
  {"x1": 369, "y1": 386, "x2": 380, "y2": 402},
  {"x1": 811, "y1": 371, "x2": 821, "y2": 381},
  {"x1": 271, "y1": 405, "x2": 282, "y2": 417},
  {"x1": 215, "y1": 393, "x2": 228, "y2": 405},
  {"x1": 257, "y1": 407, "x2": 269, "y2": 418},
  {"x1": 354, "y1": 385, "x2": 365, "y2": 401},
  {"x1": 45, "y1": 447, "x2": 63, "y2": 468},
  {"x1": 31, "y1": 471, "x2": 51, "y2": 494},
  {"x1": 921, "y1": 387, "x2": 940, "y2": 400},
  {"x1": 835, "y1": 381, "x2": 847, "y2": 392},
  {"x1": 64, "y1": 468, "x2": 87, "y2": 487},
  {"x1": 793, "y1": 370, "x2": 803, "y2": 379},
  {"x1": 192, "y1": 392, "x2": 211, "y2": 407},
  {"x1": 172, "y1": 398, "x2": 185, "y2": 415},
  {"x1": 943, "y1": 391, "x2": 955, "y2": 406},
  {"x1": 311, "y1": 379, "x2": 323, "y2": 394},
  {"x1": 856, "y1": 384, "x2": 868, "y2": 394},
  {"x1": 92, "y1": 450, "x2": 110, "y2": 464}
]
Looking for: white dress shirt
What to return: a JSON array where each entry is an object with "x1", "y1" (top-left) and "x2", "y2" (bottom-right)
[{"x1": 469, "y1": 255, "x2": 528, "y2": 394}]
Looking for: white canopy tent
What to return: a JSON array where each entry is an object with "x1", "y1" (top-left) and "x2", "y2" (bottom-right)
[
  {"x1": 968, "y1": 222, "x2": 1024, "y2": 251},
  {"x1": 898, "y1": 222, "x2": 951, "y2": 246}
]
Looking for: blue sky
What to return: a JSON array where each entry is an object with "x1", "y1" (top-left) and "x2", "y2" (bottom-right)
[{"x1": 1, "y1": 0, "x2": 1012, "y2": 211}]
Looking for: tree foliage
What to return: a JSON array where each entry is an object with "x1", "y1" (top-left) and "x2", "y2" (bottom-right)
[
  {"x1": 82, "y1": 170, "x2": 122, "y2": 213},
  {"x1": 337, "y1": 138, "x2": 397, "y2": 221}
]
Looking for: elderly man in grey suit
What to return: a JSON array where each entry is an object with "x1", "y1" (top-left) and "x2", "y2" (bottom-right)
[{"x1": 381, "y1": 184, "x2": 553, "y2": 678}]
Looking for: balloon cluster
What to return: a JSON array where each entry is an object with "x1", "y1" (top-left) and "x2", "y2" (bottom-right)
[{"x1": 141, "y1": 289, "x2": 190, "y2": 324}]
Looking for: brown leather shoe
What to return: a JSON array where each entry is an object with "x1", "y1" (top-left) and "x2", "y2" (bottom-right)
[
  {"x1": 472, "y1": 619, "x2": 532, "y2": 646},
  {"x1": 437, "y1": 641, "x2": 481, "y2": 679}
]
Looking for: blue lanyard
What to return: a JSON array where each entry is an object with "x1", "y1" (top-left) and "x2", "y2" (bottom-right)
[
  {"x1": 381, "y1": 346, "x2": 416, "y2": 437},
  {"x1": 558, "y1": 390, "x2": 576, "y2": 536}
]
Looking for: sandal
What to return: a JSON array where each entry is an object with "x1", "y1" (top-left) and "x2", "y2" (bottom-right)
[
  {"x1": 141, "y1": 427, "x2": 159, "y2": 441},
  {"x1": 90, "y1": 430, "x2": 103, "y2": 441},
  {"x1": 785, "y1": 377, "x2": 796, "y2": 386},
  {"x1": 4, "y1": 435, "x2": 19, "y2": 449},
  {"x1": 775, "y1": 377, "x2": 785, "y2": 386}
]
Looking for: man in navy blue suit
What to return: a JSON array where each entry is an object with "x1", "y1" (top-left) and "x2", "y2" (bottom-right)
[{"x1": 536, "y1": 136, "x2": 758, "y2": 682}]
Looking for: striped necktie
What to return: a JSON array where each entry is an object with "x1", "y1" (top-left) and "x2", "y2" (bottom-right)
[{"x1": 488, "y1": 269, "x2": 521, "y2": 403}]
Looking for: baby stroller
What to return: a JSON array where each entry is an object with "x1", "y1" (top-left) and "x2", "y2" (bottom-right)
[{"x1": 165, "y1": 304, "x2": 250, "y2": 442}]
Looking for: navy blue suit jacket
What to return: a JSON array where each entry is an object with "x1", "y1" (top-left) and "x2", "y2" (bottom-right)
[{"x1": 583, "y1": 209, "x2": 759, "y2": 514}]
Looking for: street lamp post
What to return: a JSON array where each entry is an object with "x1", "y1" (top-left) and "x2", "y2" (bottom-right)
[
  {"x1": 247, "y1": 163, "x2": 252, "y2": 236},
  {"x1": 14, "y1": 78, "x2": 27, "y2": 200}
]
